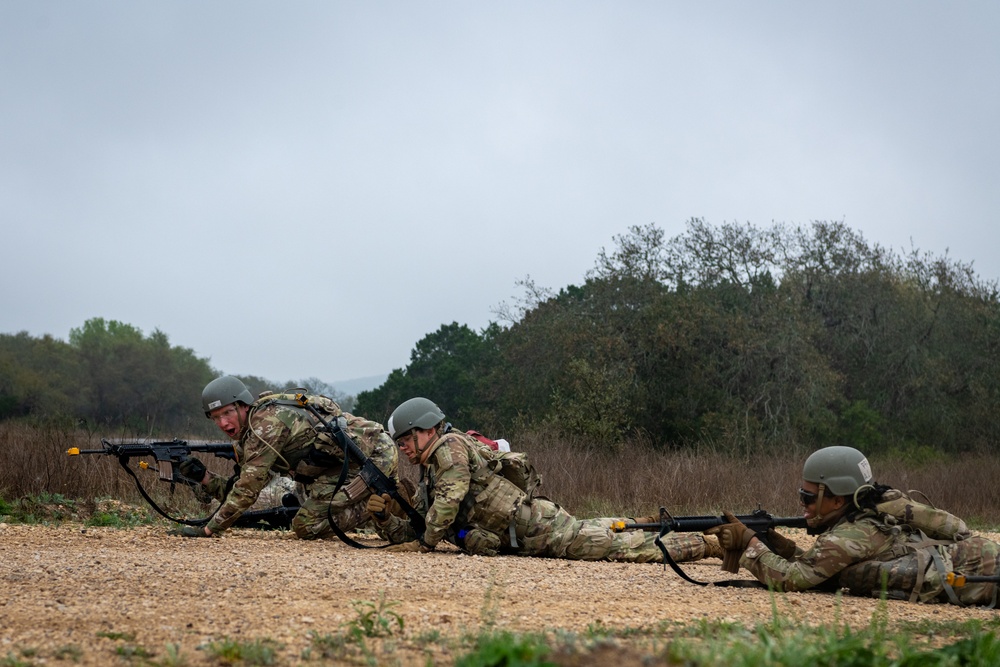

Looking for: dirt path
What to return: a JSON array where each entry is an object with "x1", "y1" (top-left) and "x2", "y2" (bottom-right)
[{"x1": 1, "y1": 523, "x2": 997, "y2": 665}]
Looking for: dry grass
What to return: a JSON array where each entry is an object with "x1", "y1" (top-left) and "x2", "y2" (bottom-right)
[{"x1": 3, "y1": 421, "x2": 998, "y2": 530}]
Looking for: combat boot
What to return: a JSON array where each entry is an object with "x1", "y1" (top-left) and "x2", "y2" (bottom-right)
[{"x1": 702, "y1": 534, "x2": 725, "y2": 560}]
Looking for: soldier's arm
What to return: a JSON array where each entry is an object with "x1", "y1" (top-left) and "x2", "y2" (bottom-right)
[
  {"x1": 205, "y1": 422, "x2": 285, "y2": 534},
  {"x1": 740, "y1": 523, "x2": 880, "y2": 591},
  {"x1": 422, "y1": 442, "x2": 470, "y2": 548}
]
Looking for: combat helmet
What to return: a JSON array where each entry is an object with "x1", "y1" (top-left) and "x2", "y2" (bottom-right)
[
  {"x1": 802, "y1": 446, "x2": 873, "y2": 496},
  {"x1": 387, "y1": 397, "x2": 445, "y2": 440},
  {"x1": 202, "y1": 376, "x2": 254, "y2": 417}
]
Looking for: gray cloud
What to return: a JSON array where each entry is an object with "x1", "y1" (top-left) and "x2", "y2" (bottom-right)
[{"x1": 3, "y1": 2, "x2": 998, "y2": 385}]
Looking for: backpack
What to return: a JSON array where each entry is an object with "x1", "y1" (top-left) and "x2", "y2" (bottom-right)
[
  {"x1": 875, "y1": 489, "x2": 970, "y2": 541},
  {"x1": 466, "y1": 430, "x2": 511, "y2": 452},
  {"x1": 482, "y1": 449, "x2": 543, "y2": 499},
  {"x1": 461, "y1": 430, "x2": 543, "y2": 499}
]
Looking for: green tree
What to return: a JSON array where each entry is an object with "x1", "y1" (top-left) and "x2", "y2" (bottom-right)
[
  {"x1": 68, "y1": 318, "x2": 216, "y2": 432},
  {"x1": 355, "y1": 322, "x2": 500, "y2": 429}
]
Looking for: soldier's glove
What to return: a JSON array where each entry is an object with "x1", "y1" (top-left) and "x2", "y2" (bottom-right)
[
  {"x1": 178, "y1": 456, "x2": 207, "y2": 484},
  {"x1": 167, "y1": 525, "x2": 213, "y2": 538},
  {"x1": 385, "y1": 539, "x2": 433, "y2": 553},
  {"x1": 704, "y1": 511, "x2": 755, "y2": 574},
  {"x1": 366, "y1": 493, "x2": 396, "y2": 524},
  {"x1": 765, "y1": 527, "x2": 798, "y2": 560}
]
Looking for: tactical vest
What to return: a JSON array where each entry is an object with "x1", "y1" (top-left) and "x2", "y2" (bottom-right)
[
  {"x1": 422, "y1": 431, "x2": 542, "y2": 556},
  {"x1": 248, "y1": 392, "x2": 349, "y2": 481},
  {"x1": 837, "y1": 489, "x2": 970, "y2": 604}
]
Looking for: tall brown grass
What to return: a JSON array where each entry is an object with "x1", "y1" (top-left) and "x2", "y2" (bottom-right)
[{"x1": 3, "y1": 421, "x2": 998, "y2": 529}]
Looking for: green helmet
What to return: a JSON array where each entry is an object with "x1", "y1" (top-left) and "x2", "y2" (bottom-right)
[
  {"x1": 387, "y1": 397, "x2": 445, "y2": 439},
  {"x1": 802, "y1": 446, "x2": 873, "y2": 496},
  {"x1": 202, "y1": 376, "x2": 254, "y2": 416}
]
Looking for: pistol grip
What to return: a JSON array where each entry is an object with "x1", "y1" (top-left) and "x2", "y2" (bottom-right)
[{"x1": 721, "y1": 549, "x2": 742, "y2": 574}]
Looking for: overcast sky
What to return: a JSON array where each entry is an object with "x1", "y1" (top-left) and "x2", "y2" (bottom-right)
[{"x1": 3, "y1": 2, "x2": 998, "y2": 388}]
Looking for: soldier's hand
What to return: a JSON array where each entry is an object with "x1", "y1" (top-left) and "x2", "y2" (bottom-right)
[
  {"x1": 704, "y1": 511, "x2": 755, "y2": 551},
  {"x1": 385, "y1": 540, "x2": 432, "y2": 553},
  {"x1": 366, "y1": 493, "x2": 393, "y2": 522},
  {"x1": 178, "y1": 456, "x2": 207, "y2": 484},
  {"x1": 765, "y1": 527, "x2": 798, "y2": 560},
  {"x1": 167, "y1": 525, "x2": 213, "y2": 538}
]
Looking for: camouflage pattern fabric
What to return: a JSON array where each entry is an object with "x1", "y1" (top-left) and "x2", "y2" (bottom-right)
[
  {"x1": 379, "y1": 430, "x2": 711, "y2": 563},
  {"x1": 202, "y1": 394, "x2": 398, "y2": 538},
  {"x1": 740, "y1": 503, "x2": 1000, "y2": 606}
]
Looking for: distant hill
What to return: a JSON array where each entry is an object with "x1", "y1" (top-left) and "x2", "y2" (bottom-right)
[{"x1": 332, "y1": 373, "x2": 388, "y2": 396}]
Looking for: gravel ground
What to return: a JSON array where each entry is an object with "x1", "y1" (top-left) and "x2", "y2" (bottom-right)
[{"x1": 2, "y1": 523, "x2": 998, "y2": 666}]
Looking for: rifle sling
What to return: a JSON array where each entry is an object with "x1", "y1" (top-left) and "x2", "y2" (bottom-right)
[
  {"x1": 116, "y1": 455, "x2": 229, "y2": 527},
  {"x1": 300, "y1": 402, "x2": 402, "y2": 550},
  {"x1": 656, "y1": 529, "x2": 768, "y2": 589}
]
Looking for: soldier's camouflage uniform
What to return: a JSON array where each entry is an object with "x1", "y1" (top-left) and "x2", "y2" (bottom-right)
[
  {"x1": 378, "y1": 430, "x2": 711, "y2": 563},
  {"x1": 200, "y1": 392, "x2": 398, "y2": 539},
  {"x1": 740, "y1": 489, "x2": 1000, "y2": 606}
]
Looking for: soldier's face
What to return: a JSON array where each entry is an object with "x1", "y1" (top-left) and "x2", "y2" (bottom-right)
[
  {"x1": 210, "y1": 403, "x2": 248, "y2": 439},
  {"x1": 799, "y1": 480, "x2": 845, "y2": 521},
  {"x1": 396, "y1": 428, "x2": 435, "y2": 464}
]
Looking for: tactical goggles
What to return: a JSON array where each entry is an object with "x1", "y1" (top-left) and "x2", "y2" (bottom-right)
[{"x1": 798, "y1": 488, "x2": 819, "y2": 506}]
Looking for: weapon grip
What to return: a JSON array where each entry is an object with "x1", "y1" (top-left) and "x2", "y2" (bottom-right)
[{"x1": 721, "y1": 549, "x2": 741, "y2": 574}]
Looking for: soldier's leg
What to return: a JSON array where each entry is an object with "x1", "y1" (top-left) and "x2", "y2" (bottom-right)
[
  {"x1": 580, "y1": 515, "x2": 718, "y2": 562},
  {"x1": 291, "y1": 477, "x2": 370, "y2": 540},
  {"x1": 949, "y1": 536, "x2": 1000, "y2": 606}
]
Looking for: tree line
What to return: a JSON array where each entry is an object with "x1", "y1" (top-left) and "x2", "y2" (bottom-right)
[
  {"x1": 3, "y1": 219, "x2": 999, "y2": 454},
  {"x1": 356, "y1": 219, "x2": 1000, "y2": 455},
  {"x1": 0, "y1": 319, "x2": 351, "y2": 437}
]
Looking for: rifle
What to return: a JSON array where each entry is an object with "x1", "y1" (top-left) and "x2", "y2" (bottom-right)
[
  {"x1": 69, "y1": 438, "x2": 236, "y2": 483},
  {"x1": 230, "y1": 494, "x2": 301, "y2": 530},
  {"x1": 68, "y1": 438, "x2": 244, "y2": 527},
  {"x1": 294, "y1": 394, "x2": 426, "y2": 546},
  {"x1": 946, "y1": 572, "x2": 1000, "y2": 587},
  {"x1": 616, "y1": 507, "x2": 808, "y2": 587}
]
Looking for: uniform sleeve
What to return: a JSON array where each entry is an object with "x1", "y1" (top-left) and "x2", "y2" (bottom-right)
[
  {"x1": 378, "y1": 514, "x2": 419, "y2": 544},
  {"x1": 740, "y1": 522, "x2": 884, "y2": 591},
  {"x1": 422, "y1": 441, "x2": 471, "y2": 548},
  {"x1": 205, "y1": 418, "x2": 285, "y2": 534},
  {"x1": 201, "y1": 471, "x2": 230, "y2": 502}
]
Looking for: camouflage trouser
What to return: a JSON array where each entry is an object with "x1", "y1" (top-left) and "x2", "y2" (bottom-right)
[
  {"x1": 512, "y1": 498, "x2": 709, "y2": 563},
  {"x1": 840, "y1": 536, "x2": 1000, "y2": 606},
  {"x1": 293, "y1": 433, "x2": 399, "y2": 540},
  {"x1": 944, "y1": 537, "x2": 1000, "y2": 606}
]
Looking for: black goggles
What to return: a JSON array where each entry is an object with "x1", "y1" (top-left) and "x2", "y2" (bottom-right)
[{"x1": 798, "y1": 488, "x2": 819, "y2": 506}]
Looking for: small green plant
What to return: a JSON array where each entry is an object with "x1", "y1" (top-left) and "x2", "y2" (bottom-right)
[
  {"x1": 454, "y1": 631, "x2": 553, "y2": 667},
  {"x1": 115, "y1": 644, "x2": 153, "y2": 660},
  {"x1": 0, "y1": 649, "x2": 35, "y2": 667},
  {"x1": 85, "y1": 511, "x2": 124, "y2": 527},
  {"x1": 53, "y1": 645, "x2": 83, "y2": 662},
  {"x1": 156, "y1": 643, "x2": 188, "y2": 667},
  {"x1": 345, "y1": 591, "x2": 404, "y2": 639},
  {"x1": 303, "y1": 630, "x2": 350, "y2": 661},
  {"x1": 412, "y1": 628, "x2": 444, "y2": 646},
  {"x1": 479, "y1": 571, "x2": 505, "y2": 628},
  {"x1": 96, "y1": 630, "x2": 136, "y2": 642},
  {"x1": 205, "y1": 637, "x2": 281, "y2": 666}
]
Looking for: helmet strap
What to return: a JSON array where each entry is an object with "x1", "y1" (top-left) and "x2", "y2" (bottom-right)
[{"x1": 806, "y1": 483, "x2": 827, "y2": 531}]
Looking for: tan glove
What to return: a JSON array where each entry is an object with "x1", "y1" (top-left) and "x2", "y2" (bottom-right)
[
  {"x1": 704, "y1": 511, "x2": 755, "y2": 551},
  {"x1": 704, "y1": 511, "x2": 755, "y2": 574},
  {"x1": 385, "y1": 540, "x2": 433, "y2": 553},
  {"x1": 365, "y1": 493, "x2": 396, "y2": 524},
  {"x1": 765, "y1": 527, "x2": 798, "y2": 560}
]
